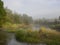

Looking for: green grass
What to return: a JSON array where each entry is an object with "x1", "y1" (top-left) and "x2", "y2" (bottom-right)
[
  {"x1": 39, "y1": 27, "x2": 60, "y2": 45},
  {"x1": 15, "y1": 27, "x2": 60, "y2": 45},
  {"x1": 15, "y1": 29, "x2": 40, "y2": 43},
  {"x1": 3, "y1": 23, "x2": 60, "y2": 45}
]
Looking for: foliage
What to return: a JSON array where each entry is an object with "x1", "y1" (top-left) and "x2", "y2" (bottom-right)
[
  {"x1": 0, "y1": 0, "x2": 6, "y2": 28},
  {"x1": 15, "y1": 27, "x2": 60, "y2": 45},
  {"x1": 5, "y1": 8, "x2": 33, "y2": 24},
  {"x1": 3, "y1": 23, "x2": 32, "y2": 33},
  {"x1": 49, "y1": 24, "x2": 60, "y2": 31},
  {"x1": 22, "y1": 14, "x2": 33, "y2": 25},
  {"x1": 15, "y1": 29, "x2": 40, "y2": 43},
  {"x1": 0, "y1": 1, "x2": 8, "y2": 45},
  {"x1": 39, "y1": 27, "x2": 60, "y2": 45}
]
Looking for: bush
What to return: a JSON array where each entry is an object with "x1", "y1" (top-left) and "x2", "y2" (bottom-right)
[
  {"x1": 39, "y1": 27, "x2": 60, "y2": 45},
  {"x1": 15, "y1": 29, "x2": 40, "y2": 43},
  {"x1": 15, "y1": 27, "x2": 60, "y2": 45},
  {"x1": 50, "y1": 24, "x2": 60, "y2": 31}
]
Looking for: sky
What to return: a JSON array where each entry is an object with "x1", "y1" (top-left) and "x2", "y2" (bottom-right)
[{"x1": 2, "y1": 0, "x2": 60, "y2": 19}]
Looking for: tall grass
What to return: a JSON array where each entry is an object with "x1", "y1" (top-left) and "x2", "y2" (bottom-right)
[
  {"x1": 39, "y1": 27, "x2": 60, "y2": 45},
  {"x1": 15, "y1": 29, "x2": 40, "y2": 43},
  {"x1": 10, "y1": 26, "x2": 60, "y2": 45}
]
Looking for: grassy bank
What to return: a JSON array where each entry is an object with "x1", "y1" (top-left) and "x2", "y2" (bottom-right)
[
  {"x1": 39, "y1": 27, "x2": 60, "y2": 45},
  {"x1": 3, "y1": 23, "x2": 32, "y2": 33},
  {"x1": 3, "y1": 23, "x2": 60, "y2": 45},
  {"x1": 15, "y1": 27, "x2": 60, "y2": 45},
  {"x1": 15, "y1": 29, "x2": 40, "y2": 43}
]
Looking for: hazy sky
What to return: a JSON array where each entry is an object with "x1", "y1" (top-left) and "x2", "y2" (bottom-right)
[{"x1": 2, "y1": 0, "x2": 60, "y2": 19}]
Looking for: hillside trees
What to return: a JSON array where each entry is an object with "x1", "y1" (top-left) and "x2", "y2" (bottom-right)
[
  {"x1": 0, "y1": 0, "x2": 8, "y2": 45},
  {"x1": 0, "y1": 0, "x2": 6, "y2": 29},
  {"x1": 5, "y1": 8, "x2": 33, "y2": 24}
]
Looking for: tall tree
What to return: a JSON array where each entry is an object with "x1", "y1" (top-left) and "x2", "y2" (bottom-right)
[
  {"x1": 0, "y1": 1, "x2": 7, "y2": 45},
  {"x1": 0, "y1": 0, "x2": 6, "y2": 29},
  {"x1": 23, "y1": 14, "x2": 33, "y2": 25}
]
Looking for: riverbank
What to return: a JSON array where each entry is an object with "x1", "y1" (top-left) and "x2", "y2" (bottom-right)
[
  {"x1": 1, "y1": 24, "x2": 60, "y2": 45},
  {"x1": 7, "y1": 33, "x2": 46, "y2": 45},
  {"x1": 15, "y1": 27, "x2": 60, "y2": 45}
]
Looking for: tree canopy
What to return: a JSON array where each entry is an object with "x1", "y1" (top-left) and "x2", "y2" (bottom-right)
[{"x1": 0, "y1": 0, "x2": 6, "y2": 28}]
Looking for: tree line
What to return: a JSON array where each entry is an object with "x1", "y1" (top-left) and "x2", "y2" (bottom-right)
[{"x1": 5, "y1": 8, "x2": 33, "y2": 25}]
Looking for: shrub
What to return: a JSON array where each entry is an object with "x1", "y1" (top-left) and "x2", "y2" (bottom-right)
[
  {"x1": 39, "y1": 27, "x2": 60, "y2": 45},
  {"x1": 15, "y1": 27, "x2": 60, "y2": 44},
  {"x1": 15, "y1": 29, "x2": 40, "y2": 43}
]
